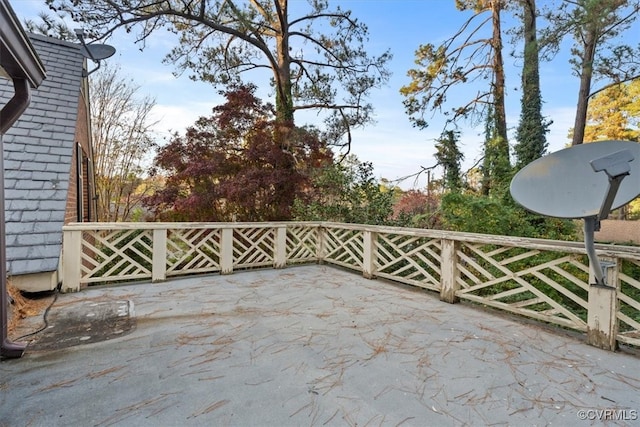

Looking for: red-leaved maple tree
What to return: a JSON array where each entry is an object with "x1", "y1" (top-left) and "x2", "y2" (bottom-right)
[{"x1": 144, "y1": 84, "x2": 332, "y2": 221}]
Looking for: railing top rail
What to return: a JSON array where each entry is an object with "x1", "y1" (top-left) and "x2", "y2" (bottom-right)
[
  {"x1": 63, "y1": 221, "x2": 640, "y2": 259},
  {"x1": 320, "y1": 222, "x2": 640, "y2": 259},
  {"x1": 62, "y1": 221, "x2": 324, "y2": 231}
]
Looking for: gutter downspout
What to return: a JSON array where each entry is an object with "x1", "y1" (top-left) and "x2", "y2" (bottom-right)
[
  {"x1": 1, "y1": 77, "x2": 30, "y2": 358},
  {"x1": 0, "y1": 77, "x2": 30, "y2": 134}
]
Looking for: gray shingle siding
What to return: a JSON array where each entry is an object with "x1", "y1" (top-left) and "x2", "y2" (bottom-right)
[{"x1": 1, "y1": 34, "x2": 86, "y2": 277}]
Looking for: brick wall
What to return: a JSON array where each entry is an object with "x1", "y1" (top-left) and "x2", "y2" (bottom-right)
[
  {"x1": 64, "y1": 142, "x2": 78, "y2": 224},
  {"x1": 64, "y1": 88, "x2": 95, "y2": 223}
]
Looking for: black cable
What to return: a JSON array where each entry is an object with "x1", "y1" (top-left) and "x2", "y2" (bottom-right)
[{"x1": 13, "y1": 288, "x2": 59, "y2": 341}]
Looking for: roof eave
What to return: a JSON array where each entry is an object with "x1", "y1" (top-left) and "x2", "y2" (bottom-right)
[{"x1": 0, "y1": 0, "x2": 46, "y2": 88}]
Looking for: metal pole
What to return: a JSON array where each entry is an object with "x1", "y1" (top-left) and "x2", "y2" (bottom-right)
[
  {"x1": 583, "y1": 216, "x2": 607, "y2": 287},
  {"x1": 583, "y1": 148, "x2": 634, "y2": 289}
]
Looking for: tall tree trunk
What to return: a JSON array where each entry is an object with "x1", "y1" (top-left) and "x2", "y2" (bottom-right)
[
  {"x1": 274, "y1": 0, "x2": 294, "y2": 147},
  {"x1": 272, "y1": 0, "x2": 297, "y2": 216},
  {"x1": 521, "y1": 0, "x2": 540, "y2": 110},
  {"x1": 483, "y1": 0, "x2": 510, "y2": 195},
  {"x1": 492, "y1": 0, "x2": 508, "y2": 148},
  {"x1": 572, "y1": 26, "x2": 597, "y2": 146},
  {"x1": 515, "y1": 0, "x2": 547, "y2": 169}
]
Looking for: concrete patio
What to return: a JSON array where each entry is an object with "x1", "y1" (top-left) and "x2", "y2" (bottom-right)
[{"x1": 1, "y1": 265, "x2": 639, "y2": 426}]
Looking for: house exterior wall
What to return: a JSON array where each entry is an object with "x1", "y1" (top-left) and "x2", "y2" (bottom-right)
[
  {"x1": 1, "y1": 34, "x2": 96, "y2": 291},
  {"x1": 64, "y1": 139, "x2": 79, "y2": 224},
  {"x1": 64, "y1": 82, "x2": 96, "y2": 224}
]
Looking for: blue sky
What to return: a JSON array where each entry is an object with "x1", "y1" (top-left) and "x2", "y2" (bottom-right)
[{"x1": 10, "y1": 0, "x2": 637, "y2": 189}]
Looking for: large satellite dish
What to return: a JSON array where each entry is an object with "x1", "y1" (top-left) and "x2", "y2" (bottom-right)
[
  {"x1": 510, "y1": 140, "x2": 640, "y2": 287},
  {"x1": 511, "y1": 141, "x2": 640, "y2": 218}
]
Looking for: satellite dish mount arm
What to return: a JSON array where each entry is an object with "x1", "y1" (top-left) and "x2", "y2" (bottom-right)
[
  {"x1": 75, "y1": 29, "x2": 98, "y2": 77},
  {"x1": 583, "y1": 217, "x2": 606, "y2": 287},
  {"x1": 586, "y1": 149, "x2": 634, "y2": 288}
]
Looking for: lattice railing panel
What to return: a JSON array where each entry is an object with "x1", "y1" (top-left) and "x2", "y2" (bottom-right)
[
  {"x1": 166, "y1": 228, "x2": 221, "y2": 276},
  {"x1": 287, "y1": 226, "x2": 317, "y2": 263},
  {"x1": 323, "y1": 227, "x2": 363, "y2": 270},
  {"x1": 233, "y1": 227, "x2": 275, "y2": 268},
  {"x1": 376, "y1": 233, "x2": 441, "y2": 291},
  {"x1": 64, "y1": 222, "x2": 640, "y2": 351},
  {"x1": 456, "y1": 242, "x2": 588, "y2": 330},
  {"x1": 81, "y1": 229, "x2": 153, "y2": 283},
  {"x1": 618, "y1": 258, "x2": 640, "y2": 346}
]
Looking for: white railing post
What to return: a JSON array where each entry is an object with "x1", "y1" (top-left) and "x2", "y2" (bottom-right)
[
  {"x1": 221, "y1": 227, "x2": 234, "y2": 274},
  {"x1": 587, "y1": 256, "x2": 619, "y2": 351},
  {"x1": 363, "y1": 230, "x2": 377, "y2": 279},
  {"x1": 316, "y1": 225, "x2": 326, "y2": 264},
  {"x1": 152, "y1": 228, "x2": 167, "y2": 282},
  {"x1": 440, "y1": 238, "x2": 460, "y2": 303},
  {"x1": 61, "y1": 228, "x2": 82, "y2": 293},
  {"x1": 274, "y1": 226, "x2": 287, "y2": 269}
]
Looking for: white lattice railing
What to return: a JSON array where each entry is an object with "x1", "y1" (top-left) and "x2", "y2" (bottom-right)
[
  {"x1": 619, "y1": 258, "x2": 640, "y2": 346},
  {"x1": 62, "y1": 221, "x2": 640, "y2": 350}
]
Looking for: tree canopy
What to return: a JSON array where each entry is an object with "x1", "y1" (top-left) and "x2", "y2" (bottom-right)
[
  {"x1": 400, "y1": 0, "x2": 507, "y2": 130},
  {"x1": 47, "y1": 0, "x2": 392, "y2": 151},
  {"x1": 291, "y1": 155, "x2": 394, "y2": 225},
  {"x1": 540, "y1": 0, "x2": 640, "y2": 145},
  {"x1": 91, "y1": 64, "x2": 158, "y2": 221},
  {"x1": 401, "y1": 0, "x2": 510, "y2": 195},
  {"x1": 144, "y1": 84, "x2": 331, "y2": 221},
  {"x1": 24, "y1": 11, "x2": 75, "y2": 40},
  {"x1": 434, "y1": 130, "x2": 464, "y2": 192},
  {"x1": 583, "y1": 79, "x2": 640, "y2": 142}
]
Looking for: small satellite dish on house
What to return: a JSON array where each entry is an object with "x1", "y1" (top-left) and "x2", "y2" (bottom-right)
[
  {"x1": 75, "y1": 29, "x2": 116, "y2": 76},
  {"x1": 80, "y1": 44, "x2": 116, "y2": 62},
  {"x1": 510, "y1": 140, "x2": 640, "y2": 287}
]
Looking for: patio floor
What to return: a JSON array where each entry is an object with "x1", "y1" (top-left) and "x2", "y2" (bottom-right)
[{"x1": 1, "y1": 265, "x2": 639, "y2": 426}]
